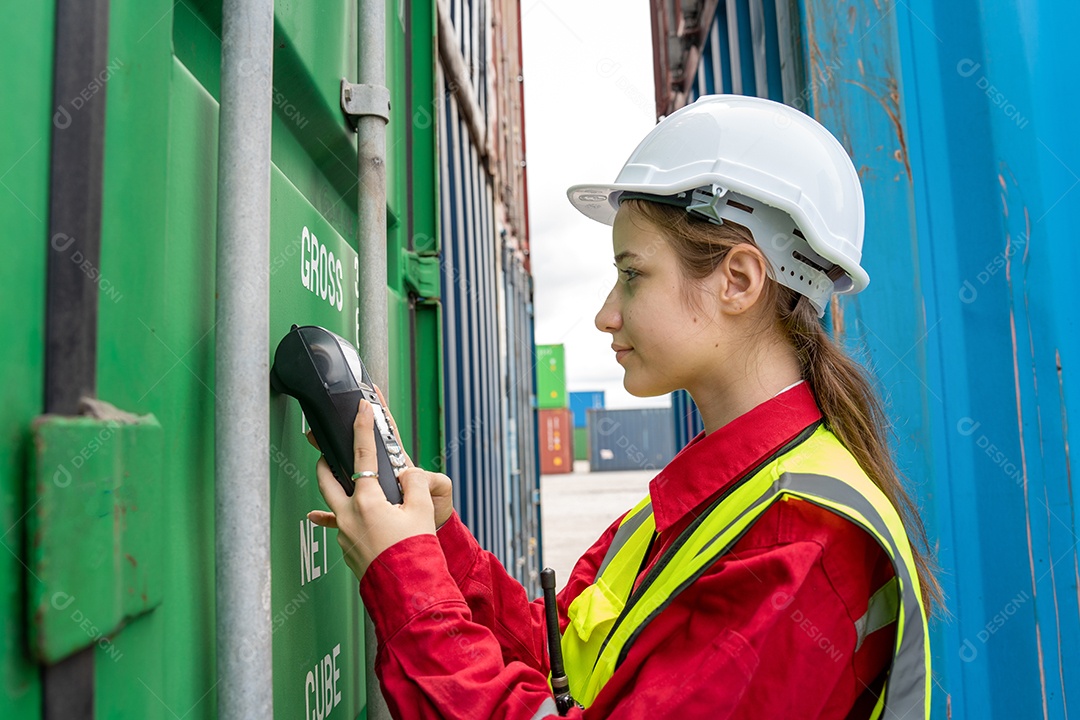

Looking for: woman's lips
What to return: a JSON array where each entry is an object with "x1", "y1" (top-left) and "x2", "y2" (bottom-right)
[{"x1": 615, "y1": 348, "x2": 632, "y2": 363}]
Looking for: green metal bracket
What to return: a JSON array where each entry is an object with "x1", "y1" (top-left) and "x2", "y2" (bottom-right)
[
  {"x1": 403, "y1": 249, "x2": 441, "y2": 300},
  {"x1": 27, "y1": 399, "x2": 164, "y2": 663}
]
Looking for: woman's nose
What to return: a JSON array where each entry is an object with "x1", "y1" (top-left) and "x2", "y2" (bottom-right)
[{"x1": 595, "y1": 288, "x2": 621, "y2": 333}]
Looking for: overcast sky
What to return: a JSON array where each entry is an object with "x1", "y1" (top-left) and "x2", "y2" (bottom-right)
[{"x1": 520, "y1": 0, "x2": 671, "y2": 410}]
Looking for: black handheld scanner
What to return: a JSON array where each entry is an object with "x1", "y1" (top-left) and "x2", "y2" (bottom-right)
[{"x1": 270, "y1": 325, "x2": 406, "y2": 504}]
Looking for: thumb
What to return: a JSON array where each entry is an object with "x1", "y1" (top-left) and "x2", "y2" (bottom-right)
[{"x1": 399, "y1": 469, "x2": 435, "y2": 516}]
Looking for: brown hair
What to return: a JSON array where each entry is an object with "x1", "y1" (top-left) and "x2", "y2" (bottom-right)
[{"x1": 623, "y1": 198, "x2": 944, "y2": 613}]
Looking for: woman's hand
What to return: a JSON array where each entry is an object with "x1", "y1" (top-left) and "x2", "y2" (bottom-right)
[
  {"x1": 307, "y1": 399, "x2": 437, "y2": 580},
  {"x1": 306, "y1": 385, "x2": 455, "y2": 530},
  {"x1": 371, "y1": 385, "x2": 454, "y2": 529}
]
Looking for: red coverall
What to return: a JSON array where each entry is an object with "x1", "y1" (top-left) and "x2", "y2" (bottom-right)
[{"x1": 358, "y1": 382, "x2": 897, "y2": 718}]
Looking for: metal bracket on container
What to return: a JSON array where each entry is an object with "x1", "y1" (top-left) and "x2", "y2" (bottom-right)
[
  {"x1": 340, "y1": 78, "x2": 390, "y2": 131},
  {"x1": 403, "y1": 250, "x2": 441, "y2": 300},
  {"x1": 27, "y1": 397, "x2": 164, "y2": 663}
]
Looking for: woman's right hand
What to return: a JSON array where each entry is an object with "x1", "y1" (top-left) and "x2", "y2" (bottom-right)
[{"x1": 305, "y1": 384, "x2": 456, "y2": 529}]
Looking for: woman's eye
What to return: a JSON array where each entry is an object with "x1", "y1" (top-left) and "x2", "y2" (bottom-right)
[{"x1": 615, "y1": 264, "x2": 640, "y2": 282}]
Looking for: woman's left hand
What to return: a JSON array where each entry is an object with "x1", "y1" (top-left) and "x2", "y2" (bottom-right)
[{"x1": 307, "y1": 398, "x2": 436, "y2": 581}]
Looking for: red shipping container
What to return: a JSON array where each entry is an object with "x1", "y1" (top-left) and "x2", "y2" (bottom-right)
[{"x1": 538, "y1": 408, "x2": 573, "y2": 474}]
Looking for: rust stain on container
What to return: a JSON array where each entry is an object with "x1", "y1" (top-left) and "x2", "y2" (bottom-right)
[
  {"x1": 848, "y1": 5, "x2": 857, "y2": 34},
  {"x1": 1004, "y1": 205, "x2": 1050, "y2": 710},
  {"x1": 845, "y1": 76, "x2": 912, "y2": 183},
  {"x1": 1054, "y1": 349, "x2": 1079, "y2": 617},
  {"x1": 1023, "y1": 206, "x2": 1031, "y2": 264}
]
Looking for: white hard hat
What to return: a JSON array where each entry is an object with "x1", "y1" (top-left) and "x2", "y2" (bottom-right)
[{"x1": 567, "y1": 94, "x2": 868, "y2": 317}]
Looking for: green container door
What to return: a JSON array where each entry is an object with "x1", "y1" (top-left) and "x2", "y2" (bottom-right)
[
  {"x1": 3, "y1": 1, "x2": 465, "y2": 716},
  {"x1": 0, "y1": 1, "x2": 53, "y2": 715},
  {"x1": 166, "y1": 3, "x2": 369, "y2": 718},
  {"x1": 536, "y1": 344, "x2": 567, "y2": 409},
  {"x1": 266, "y1": 176, "x2": 366, "y2": 718}
]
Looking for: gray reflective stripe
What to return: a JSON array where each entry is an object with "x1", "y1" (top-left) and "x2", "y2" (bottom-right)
[
  {"x1": 855, "y1": 576, "x2": 900, "y2": 652},
  {"x1": 778, "y1": 473, "x2": 927, "y2": 720},
  {"x1": 696, "y1": 487, "x2": 774, "y2": 558},
  {"x1": 595, "y1": 501, "x2": 652, "y2": 580},
  {"x1": 529, "y1": 697, "x2": 559, "y2": 719}
]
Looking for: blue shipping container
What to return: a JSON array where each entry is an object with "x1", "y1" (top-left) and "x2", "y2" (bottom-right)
[
  {"x1": 652, "y1": 0, "x2": 1080, "y2": 716},
  {"x1": 569, "y1": 390, "x2": 605, "y2": 428}
]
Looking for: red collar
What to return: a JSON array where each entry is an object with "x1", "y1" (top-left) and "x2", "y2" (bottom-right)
[{"x1": 649, "y1": 381, "x2": 824, "y2": 534}]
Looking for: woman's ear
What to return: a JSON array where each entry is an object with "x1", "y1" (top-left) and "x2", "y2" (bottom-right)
[{"x1": 716, "y1": 245, "x2": 769, "y2": 315}]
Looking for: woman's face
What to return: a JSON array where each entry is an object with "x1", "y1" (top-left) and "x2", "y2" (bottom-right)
[{"x1": 594, "y1": 206, "x2": 733, "y2": 397}]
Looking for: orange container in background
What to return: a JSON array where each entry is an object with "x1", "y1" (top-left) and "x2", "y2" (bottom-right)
[{"x1": 538, "y1": 408, "x2": 573, "y2": 474}]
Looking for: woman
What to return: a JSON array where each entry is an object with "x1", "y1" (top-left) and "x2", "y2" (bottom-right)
[{"x1": 308, "y1": 95, "x2": 941, "y2": 719}]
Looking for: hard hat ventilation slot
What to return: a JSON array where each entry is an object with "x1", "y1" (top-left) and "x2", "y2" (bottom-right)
[
  {"x1": 792, "y1": 249, "x2": 829, "y2": 274},
  {"x1": 725, "y1": 199, "x2": 754, "y2": 214}
]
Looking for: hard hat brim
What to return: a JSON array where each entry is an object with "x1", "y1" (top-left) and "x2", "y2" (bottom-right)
[{"x1": 566, "y1": 181, "x2": 870, "y2": 296}]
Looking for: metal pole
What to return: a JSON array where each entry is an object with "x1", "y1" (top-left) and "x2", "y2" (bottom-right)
[
  {"x1": 356, "y1": 0, "x2": 390, "y2": 716},
  {"x1": 215, "y1": 0, "x2": 274, "y2": 717}
]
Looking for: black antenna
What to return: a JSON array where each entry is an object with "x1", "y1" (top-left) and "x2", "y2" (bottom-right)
[{"x1": 541, "y1": 568, "x2": 576, "y2": 715}]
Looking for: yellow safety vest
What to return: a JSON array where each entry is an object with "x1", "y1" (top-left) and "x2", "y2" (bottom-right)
[{"x1": 558, "y1": 422, "x2": 931, "y2": 718}]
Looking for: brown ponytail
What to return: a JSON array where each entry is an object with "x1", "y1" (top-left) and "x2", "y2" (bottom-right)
[
  {"x1": 779, "y1": 292, "x2": 944, "y2": 612},
  {"x1": 624, "y1": 199, "x2": 944, "y2": 613}
]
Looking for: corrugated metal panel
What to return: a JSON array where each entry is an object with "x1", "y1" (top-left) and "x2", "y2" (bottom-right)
[
  {"x1": 440, "y1": 48, "x2": 501, "y2": 572},
  {"x1": 654, "y1": 0, "x2": 1080, "y2": 715},
  {"x1": 502, "y1": 243, "x2": 541, "y2": 591},
  {"x1": 589, "y1": 408, "x2": 676, "y2": 473},
  {"x1": 437, "y1": 8, "x2": 540, "y2": 597},
  {"x1": 672, "y1": 390, "x2": 705, "y2": 450}
]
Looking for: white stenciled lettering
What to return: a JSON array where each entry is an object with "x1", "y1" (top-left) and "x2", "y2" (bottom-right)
[
  {"x1": 305, "y1": 642, "x2": 343, "y2": 719},
  {"x1": 318, "y1": 243, "x2": 328, "y2": 300},
  {"x1": 327, "y1": 250, "x2": 337, "y2": 307},
  {"x1": 301, "y1": 226, "x2": 311, "y2": 287},
  {"x1": 335, "y1": 255, "x2": 344, "y2": 312},
  {"x1": 300, "y1": 517, "x2": 325, "y2": 586},
  {"x1": 299, "y1": 225, "x2": 346, "y2": 313}
]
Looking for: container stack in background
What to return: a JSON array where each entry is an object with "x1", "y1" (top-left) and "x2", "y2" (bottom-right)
[
  {"x1": 536, "y1": 344, "x2": 572, "y2": 474},
  {"x1": 588, "y1": 407, "x2": 676, "y2": 473},
  {"x1": 569, "y1": 391, "x2": 605, "y2": 463}
]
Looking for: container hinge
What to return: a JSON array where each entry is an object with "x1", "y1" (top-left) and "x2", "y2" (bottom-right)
[
  {"x1": 340, "y1": 79, "x2": 390, "y2": 130},
  {"x1": 403, "y1": 250, "x2": 441, "y2": 299}
]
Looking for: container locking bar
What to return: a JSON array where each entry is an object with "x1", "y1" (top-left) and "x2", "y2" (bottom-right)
[{"x1": 340, "y1": 79, "x2": 390, "y2": 130}]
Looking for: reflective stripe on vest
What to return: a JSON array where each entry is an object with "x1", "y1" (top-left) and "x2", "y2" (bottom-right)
[{"x1": 559, "y1": 424, "x2": 931, "y2": 718}]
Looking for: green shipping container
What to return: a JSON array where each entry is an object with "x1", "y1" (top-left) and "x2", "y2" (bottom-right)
[
  {"x1": 536, "y1": 344, "x2": 567, "y2": 409},
  {"x1": 573, "y1": 426, "x2": 589, "y2": 462},
  {"x1": 2, "y1": 0, "x2": 537, "y2": 717}
]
